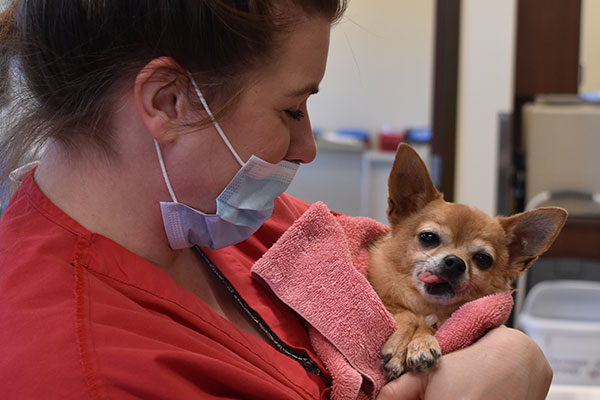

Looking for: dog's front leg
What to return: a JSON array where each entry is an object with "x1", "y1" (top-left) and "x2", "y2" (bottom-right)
[
  {"x1": 405, "y1": 317, "x2": 441, "y2": 372},
  {"x1": 382, "y1": 310, "x2": 441, "y2": 379}
]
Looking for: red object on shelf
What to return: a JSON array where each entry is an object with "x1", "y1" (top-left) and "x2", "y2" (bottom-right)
[{"x1": 378, "y1": 130, "x2": 406, "y2": 151}]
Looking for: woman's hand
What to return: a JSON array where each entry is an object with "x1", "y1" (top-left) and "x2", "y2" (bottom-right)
[{"x1": 376, "y1": 326, "x2": 552, "y2": 400}]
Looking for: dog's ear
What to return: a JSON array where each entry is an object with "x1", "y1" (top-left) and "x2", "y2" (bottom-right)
[
  {"x1": 499, "y1": 207, "x2": 567, "y2": 272},
  {"x1": 387, "y1": 144, "x2": 442, "y2": 225}
]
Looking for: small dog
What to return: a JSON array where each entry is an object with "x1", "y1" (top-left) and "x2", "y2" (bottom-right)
[{"x1": 368, "y1": 144, "x2": 567, "y2": 379}]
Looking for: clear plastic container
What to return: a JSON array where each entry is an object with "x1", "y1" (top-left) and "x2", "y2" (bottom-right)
[{"x1": 518, "y1": 280, "x2": 600, "y2": 386}]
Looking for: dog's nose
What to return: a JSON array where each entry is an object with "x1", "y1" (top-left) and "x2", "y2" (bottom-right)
[{"x1": 442, "y1": 255, "x2": 466, "y2": 278}]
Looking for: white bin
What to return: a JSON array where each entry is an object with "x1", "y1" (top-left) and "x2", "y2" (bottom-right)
[{"x1": 518, "y1": 280, "x2": 600, "y2": 386}]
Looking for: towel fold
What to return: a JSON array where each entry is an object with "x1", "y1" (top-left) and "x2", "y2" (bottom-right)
[
  {"x1": 435, "y1": 291, "x2": 514, "y2": 354},
  {"x1": 252, "y1": 202, "x2": 393, "y2": 399},
  {"x1": 252, "y1": 202, "x2": 513, "y2": 400}
]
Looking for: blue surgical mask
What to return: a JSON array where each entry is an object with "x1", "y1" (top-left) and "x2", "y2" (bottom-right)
[{"x1": 155, "y1": 73, "x2": 299, "y2": 250}]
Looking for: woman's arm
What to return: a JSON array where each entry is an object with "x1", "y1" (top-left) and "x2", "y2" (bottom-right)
[{"x1": 376, "y1": 326, "x2": 552, "y2": 400}]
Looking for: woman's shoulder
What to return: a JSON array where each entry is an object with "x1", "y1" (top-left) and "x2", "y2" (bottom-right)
[{"x1": 0, "y1": 230, "x2": 91, "y2": 398}]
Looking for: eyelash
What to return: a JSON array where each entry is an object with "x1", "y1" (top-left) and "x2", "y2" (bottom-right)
[{"x1": 285, "y1": 109, "x2": 305, "y2": 121}]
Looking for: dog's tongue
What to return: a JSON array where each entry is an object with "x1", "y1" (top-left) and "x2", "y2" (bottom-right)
[{"x1": 418, "y1": 272, "x2": 446, "y2": 285}]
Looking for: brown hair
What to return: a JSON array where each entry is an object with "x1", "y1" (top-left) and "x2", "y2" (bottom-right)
[{"x1": 0, "y1": 0, "x2": 346, "y2": 203}]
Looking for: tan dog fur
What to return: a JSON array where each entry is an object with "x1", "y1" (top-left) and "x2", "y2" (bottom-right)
[{"x1": 368, "y1": 144, "x2": 567, "y2": 379}]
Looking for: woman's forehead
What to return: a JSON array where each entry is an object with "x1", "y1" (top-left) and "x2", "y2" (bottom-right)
[{"x1": 255, "y1": 16, "x2": 331, "y2": 96}]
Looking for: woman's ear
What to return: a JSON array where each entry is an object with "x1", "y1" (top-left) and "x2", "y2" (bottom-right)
[{"x1": 134, "y1": 57, "x2": 189, "y2": 144}]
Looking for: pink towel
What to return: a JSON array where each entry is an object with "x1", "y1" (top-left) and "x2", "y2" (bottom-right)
[
  {"x1": 252, "y1": 202, "x2": 513, "y2": 399},
  {"x1": 435, "y1": 291, "x2": 514, "y2": 354}
]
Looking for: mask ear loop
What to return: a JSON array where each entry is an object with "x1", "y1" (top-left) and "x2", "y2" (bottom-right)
[
  {"x1": 187, "y1": 71, "x2": 245, "y2": 167},
  {"x1": 154, "y1": 140, "x2": 179, "y2": 203}
]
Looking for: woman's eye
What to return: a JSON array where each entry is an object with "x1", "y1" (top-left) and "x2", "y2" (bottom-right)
[
  {"x1": 418, "y1": 232, "x2": 440, "y2": 247},
  {"x1": 285, "y1": 109, "x2": 305, "y2": 121},
  {"x1": 473, "y1": 253, "x2": 493, "y2": 269}
]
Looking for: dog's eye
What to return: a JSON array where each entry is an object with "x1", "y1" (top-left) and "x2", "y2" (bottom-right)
[
  {"x1": 419, "y1": 232, "x2": 440, "y2": 247},
  {"x1": 473, "y1": 253, "x2": 493, "y2": 269}
]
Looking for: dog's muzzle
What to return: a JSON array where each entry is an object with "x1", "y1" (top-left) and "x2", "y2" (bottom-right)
[
  {"x1": 419, "y1": 255, "x2": 467, "y2": 298},
  {"x1": 440, "y1": 255, "x2": 466, "y2": 280}
]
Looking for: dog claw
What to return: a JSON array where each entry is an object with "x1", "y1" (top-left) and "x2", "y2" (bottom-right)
[
  {"x1": 406, "y1": 351, "x2": 438, "y2": 372},
  {"x1": 382, "y1": 349, "x2": 406, "y2": 380},
  {"x1": 381, "y1": 352, "x2": 392, "y2": 365},
  {"x1": 384, "y1": 360, "x2": 405, "y2": 380},
  {"x1": 405, "y1": 335, "x2": 441, "y2": 372},
  {"x1": 381, "y1": 331, "x2": 441, "y2": 379}
]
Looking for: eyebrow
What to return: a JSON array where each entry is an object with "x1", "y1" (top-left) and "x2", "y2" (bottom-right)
[{"x1": 286, "y1": 83, "x2": 320, "y2": 97}]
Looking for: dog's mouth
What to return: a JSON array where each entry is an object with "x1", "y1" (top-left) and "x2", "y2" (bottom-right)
[{"x1": 418, "y1": 272, "x2": 455, "y2": 297}]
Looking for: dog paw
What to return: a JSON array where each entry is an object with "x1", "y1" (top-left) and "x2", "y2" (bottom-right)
[
  {"x1": 381, "y1": 331, "x2": 410, "y2": 380},
  {"x1": 382, "y1": 352, "x2": 405, "y2": 380},
  {"x1": 406, "y1": 335, "x2": 441, "y2": 372}
]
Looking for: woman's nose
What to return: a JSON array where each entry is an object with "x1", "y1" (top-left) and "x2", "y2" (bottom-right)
[{"x1": 285, "y1": 114, "x2": 316, "y2": 164}]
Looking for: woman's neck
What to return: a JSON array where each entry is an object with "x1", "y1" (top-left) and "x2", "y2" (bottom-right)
[{"x1": 34, "y1": 139, "x2": 175, "y2": 269}]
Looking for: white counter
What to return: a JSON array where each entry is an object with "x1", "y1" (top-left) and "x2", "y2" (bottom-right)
[{"x1": 547, "y1": 384, "x2": 600, "y2": 400}]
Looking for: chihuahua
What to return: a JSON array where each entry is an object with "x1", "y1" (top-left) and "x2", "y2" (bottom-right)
[{"x1": 368, "y1": 144, "x2": 567, "y2": 379}]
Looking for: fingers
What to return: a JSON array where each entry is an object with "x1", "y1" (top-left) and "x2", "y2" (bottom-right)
[{"x1": 376, "y1": 372, "x2": 426, "y2": 400}]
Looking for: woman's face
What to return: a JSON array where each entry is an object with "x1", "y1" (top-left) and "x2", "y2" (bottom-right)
[
  {"x1": 216, "y1": 15, "x2": 331, "y2": 167},
  {"x1": 171, "y1": 14, "x2": 332, "y2": 213}
]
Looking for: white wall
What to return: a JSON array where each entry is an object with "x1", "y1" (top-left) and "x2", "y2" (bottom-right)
[
  {"x1": 309, "y1": 0, "x2": 434, "y2": 134},
  {"x1": 287, "y1": 0, "x2": 435, "y2": 217},
  {"x1": 580, "y1": 0, "x2": 600, "y2": 93},
  {"x1": 454, "y1": 0, "x2": 517, "y2": 216}
]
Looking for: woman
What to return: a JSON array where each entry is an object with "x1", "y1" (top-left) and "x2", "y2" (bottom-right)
[{"x1": 0, "y1": 1, "x2": 551, "y2": 399}]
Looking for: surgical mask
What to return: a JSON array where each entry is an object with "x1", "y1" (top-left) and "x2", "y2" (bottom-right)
[{"x1": 155, "y1": 73, "x2": 299, "y2": 250}]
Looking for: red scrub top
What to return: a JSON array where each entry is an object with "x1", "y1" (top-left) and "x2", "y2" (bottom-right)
[{"x1": 0, "y1": 172, "x2": 331, "y2": 399}]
